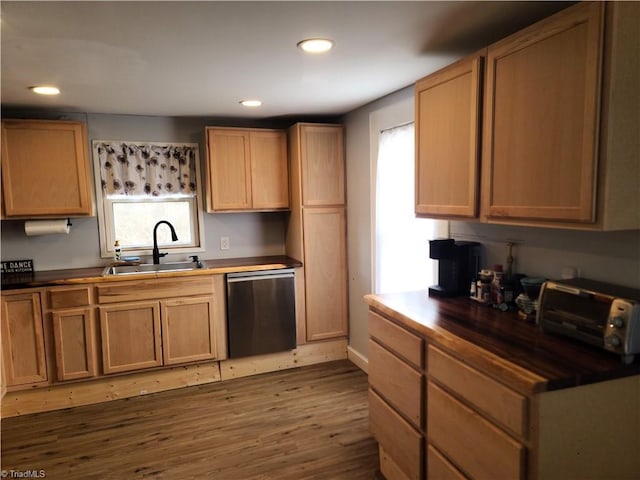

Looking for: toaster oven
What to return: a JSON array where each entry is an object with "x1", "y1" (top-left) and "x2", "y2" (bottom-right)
[{"x1": 537, "y1": 278, "x2": 640, "y2": 364}]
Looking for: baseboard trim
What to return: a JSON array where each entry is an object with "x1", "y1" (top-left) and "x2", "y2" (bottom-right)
[
  {"x1": 220, "y1": 338, "x2": 348, "y2": 381},
  {"x1": 1, "y1": 362, "x2": 222, "y2": 418},
  {"x1": 348, "y1": 345, "x2": 369, "y2": 374},
  {"x1": 2, "y1": 339, "x2": 349, "y2": 418}
]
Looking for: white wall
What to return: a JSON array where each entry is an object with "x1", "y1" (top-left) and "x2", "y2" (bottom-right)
[
  {"x1": 343, "y1": 86, "x2": 640, "y2": 365},
  {"x1": 0, "y1": 112, "x2": 287, "y2": 270}
]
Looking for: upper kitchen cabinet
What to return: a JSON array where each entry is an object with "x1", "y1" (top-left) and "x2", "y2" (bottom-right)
[
  {"x1": 482, "y1": 1, "x2": 639, "y2": 229},
  {"x1": 296, "y1": 124, "x2": 345, "y2": 206},
  {"x1": 483, "y1": 2, "x2": 603, "y2": 226},
  {"x1": 1, "y1": 119, "x2": 94, "y2": 218},
  {"x1": 415, "y1": 52, "x2": 483, "y2": 218},
  {"x1": 416, "y1": 2, "x2": 640, "y2": 230},
  {"x1": 205, "y1": 127, "x2": 289, "y2": 212}
]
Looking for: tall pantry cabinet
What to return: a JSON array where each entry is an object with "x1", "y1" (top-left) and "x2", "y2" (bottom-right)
[{"x1": 286, "y1": 124, "x2": 348, "y2": 344}]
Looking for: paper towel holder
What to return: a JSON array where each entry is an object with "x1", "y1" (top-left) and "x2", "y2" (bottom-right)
[{"x1": 23, "y1": 218, "x2": 73, "y2": 237}]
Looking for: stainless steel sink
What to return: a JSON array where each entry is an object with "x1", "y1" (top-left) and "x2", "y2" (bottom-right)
[{"x1": 102, "y1": 262, "x2": 200, "y2": 276}]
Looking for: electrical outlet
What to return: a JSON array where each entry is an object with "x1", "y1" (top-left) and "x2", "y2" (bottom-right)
[{"x1": 220, "y1": 236, "x2": 230, "y2": 250}]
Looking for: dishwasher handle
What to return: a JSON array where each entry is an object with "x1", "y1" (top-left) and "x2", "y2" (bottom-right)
[{"x1": 227, "y1": 268, "x2": 295, "y2": 283}]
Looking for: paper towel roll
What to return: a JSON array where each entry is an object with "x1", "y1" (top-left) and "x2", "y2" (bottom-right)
[{"x1": 24, "y1": 219, "x2": 71, "y2": 236}]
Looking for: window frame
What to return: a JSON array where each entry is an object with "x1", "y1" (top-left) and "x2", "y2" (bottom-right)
[{"x1": 92, "y1": 140, "x2": 206, "y2": 260}]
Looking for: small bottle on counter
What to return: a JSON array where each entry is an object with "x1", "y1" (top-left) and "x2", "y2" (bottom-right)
[
  {"x1": 492, "y1": 264, "x2": 503, "y2": 304},
  {"x1": 114, "y1": 240, "x2": 122, "y2": 261},
  {"x1": 501, "y1": 278, "x2": 514, "y2": 306},
  {"x1": 470, "y1": 273, "x2": 477, "y2": 299},
  {"x1": 477, "y1": 269, "x2": 493, "y2": 304}
]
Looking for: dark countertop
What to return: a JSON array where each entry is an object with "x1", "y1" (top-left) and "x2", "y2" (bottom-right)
[
  {"x1": 365, "y1": 291, "x2": 640, "y2": 395},
  {"x1": 1, "y1": 255, "x2": 302, "y2": 290}
]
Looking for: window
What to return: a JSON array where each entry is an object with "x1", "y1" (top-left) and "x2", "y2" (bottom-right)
[
  {"x1": 93, "y1": 141, "x2": 205, "y2": 258},
  {"x1": 374, "y1": 122, "x2": 447, "y2": 294}
]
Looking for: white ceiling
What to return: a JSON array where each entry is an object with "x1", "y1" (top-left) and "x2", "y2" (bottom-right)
[{"x1": 1, "y1": 1, "x2": 571, "y2": 119}]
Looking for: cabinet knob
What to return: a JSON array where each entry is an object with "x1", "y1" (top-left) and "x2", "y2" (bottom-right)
[
  {"x1": 610, "y1": 316, "x2": 625, "y2": 329},
  {"x1": 605, "y1": 335, "x2": 622, "y2": 347}
]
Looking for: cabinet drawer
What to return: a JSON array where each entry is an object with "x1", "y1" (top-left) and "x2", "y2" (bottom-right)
[
  {"x1": 49, "y1": 287, "x2": 92, "y2": 309},
  {"x1": 369, "y1": 311, "x2": 423, "y2": 368},
  {"x1": 369, "y1": 339, "x2": 423, "y2": 428},
  {"x1": 369, "y1": 389, "x2": 423, "y2": 480},
  {"x1": 428, "y1": 345, "x2": 527, "y2": 437},
  {"x1": 427, "y1": 445, "x2": 468, "y2": 480},
  {"x1": 428, "y1": 382, "x2": 525, "y2": 480},
  {"x1": 97, "y1": 277, "x2": 214, "y2": 304}
]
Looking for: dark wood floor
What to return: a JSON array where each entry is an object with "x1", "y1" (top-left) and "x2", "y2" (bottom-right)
[{"x1": 1, "y1": 360, "x2": 379, "y2": 479}]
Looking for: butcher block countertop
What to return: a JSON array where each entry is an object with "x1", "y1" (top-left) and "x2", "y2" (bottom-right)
[
  {"x1": 1, "y1": 255, "x2": 302, "y2": 290},
  {"x1": 365, "y1": 291, "x2": 640, "y2": 395}
]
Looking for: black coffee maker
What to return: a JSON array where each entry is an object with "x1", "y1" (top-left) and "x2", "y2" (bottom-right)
[{"x1": 428, "y1": 239, "x2": 480, "y2": 297}]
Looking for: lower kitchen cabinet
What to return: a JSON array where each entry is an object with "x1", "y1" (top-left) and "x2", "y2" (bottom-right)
[
  {"x1": 368, "y1": 310, "x2": 424, "y2": 480},
  {"x1": 52, "y1": 307, "x2": 97, "y2": 381},
  {"x1": 0, "y1": 291, "x2": 48, "y2": 386},
  {"x1": 96, "y1": 276, "x2": 225, "y2": 375},
  {"x1": 99, "y1": 301, "x2": 163, "y2": 374},
  {"x1": 369, "y1": 389, "x2": 423, "y2": 480},
  {"x1": 2, "y1": 276, "x2": 227, "y2": 393},
  {"x1": 427, "y1": 382, "x2": 525, "y2": 479},
  {"x1": 302, "y1": 207, "x2": 348, "y2": 341},
  {"x1": 366, "y1": 296, "x2": 640, "y2": 480},
  {"x1": 47, "y1": 285, "x2": 98, "y2": 382},
  {"x1": 161, "y1": 296, "x2": 217, "y2": 365},
  {"x1": 426, "y1": 445, "x2": 467, "y2": 480}
]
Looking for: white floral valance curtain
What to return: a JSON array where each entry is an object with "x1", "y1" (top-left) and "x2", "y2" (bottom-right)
[{"x1": 94, "y1": 141, "x2": 198, "y2": 197}]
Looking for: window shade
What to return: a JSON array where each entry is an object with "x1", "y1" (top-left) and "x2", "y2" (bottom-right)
[{"x1": 95, "y1": 141, "x2": 198, "y2": 197}]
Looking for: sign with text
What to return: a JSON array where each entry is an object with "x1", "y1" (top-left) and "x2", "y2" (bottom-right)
[{"x1": 1, "y1": 259, "x2": 35, "y2": 274}]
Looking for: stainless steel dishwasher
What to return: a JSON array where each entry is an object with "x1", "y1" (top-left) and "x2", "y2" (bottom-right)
[{"x1": 226, "y1": 268, "x2": 296, "y2": 358}]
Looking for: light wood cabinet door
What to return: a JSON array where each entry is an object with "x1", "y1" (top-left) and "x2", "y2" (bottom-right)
[
  {"x1": 1, "y1": 119, "x2": 93, "y2": 217},
  {"x1": 52, "y1": 307, "x2": 97, "y2": 381},
  {"x1": 369, "y1": 310, "x2": 423, "y2": 369},
  {"x1": 302, "y1": 207, "x2": 348, "y2": 341},
  {"x1": 206, "y1": 127, "x2": 289, "y2": 211},
  {"x1": 427, "y1": 445, "x2": 468, "y2": 480},
  {"x1": 206, "y1": 128, "x2": 252, "y2": 211},
  {"x1": 428, "y1": 382, "x2": 525, "y2": 480},
  {"x1": 161, "y1": 296, "x2": 217, "y2": 365},
  {"x1": 415, "y1": 53, "x2": 483, "y2": 218},
  {"x1": 482, "y1": 2, "x2": 603, "y2": 224},
  {"x1": 299, "y1": 124, "x2": 345, "y2": 206},
  {"x1": 369, "y1": 339, "x2": 423, "y2": 428},
  {"x1": 250, "y1": 130, "x2": 289, "y2": 209},
  {"x1": 370, "y1": 389, "x2": 423, "y2": 480},
  {"x1": 428, "y1": 345, "x2": 527, "y2": 438},
  {"x1": 99, "y1": 301, "x2": 162, "y2": 374},
  {"x1": 1, "y1": 292, "x2": 48, "y2": 386}
]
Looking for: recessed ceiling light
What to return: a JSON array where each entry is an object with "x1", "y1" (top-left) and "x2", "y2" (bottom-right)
[
  {"x1": 240, "y1": 99, "x2": 262, "y2": 107},
  {"x1": 29, "y1": 85, "x2": 61, "y2": 95},
  {"x1": 297, "y1": 38, "x2": 334, "y2": 54}
]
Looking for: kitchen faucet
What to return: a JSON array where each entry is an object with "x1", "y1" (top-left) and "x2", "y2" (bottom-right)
[{"x1": 152, "y1": 220, "x2": 179, "y2": 264}]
